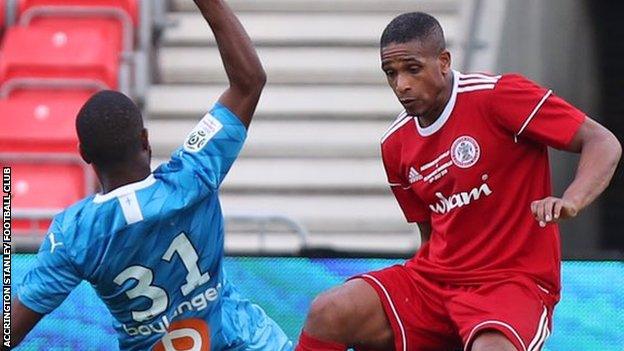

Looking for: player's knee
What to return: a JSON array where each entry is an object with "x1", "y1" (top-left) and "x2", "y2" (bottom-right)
[
  {"x1": 470, "y1": 331, "x2": 518, "y2": 351},
  {"x1": 304, "y1": 289, "x2": 356, "y2": 340}
]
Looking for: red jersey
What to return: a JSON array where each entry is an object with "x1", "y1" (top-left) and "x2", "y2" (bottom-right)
[{"x1": 381, "y1": 71, "x2": 585, "y2": 295}]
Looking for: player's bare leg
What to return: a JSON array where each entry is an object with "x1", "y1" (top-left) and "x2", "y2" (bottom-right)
[
  {"x1": 298, "y1": 279, "x2": 394, "y2": 350},
  {"x1": 471, "y1": 331, "x2": 517, "y2": 351}
]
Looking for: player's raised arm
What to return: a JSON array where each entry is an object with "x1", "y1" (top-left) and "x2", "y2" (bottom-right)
[{"x1": 193, "y1": 0, "x2": 266, "y2": 128}]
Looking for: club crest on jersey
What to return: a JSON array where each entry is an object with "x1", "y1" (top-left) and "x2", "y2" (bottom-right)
[
  {"x1": 451, "y1": 135, "x2": 480, "y2": 168},
  {"x1": 408, "y1": 167, "x2": 423, "y2": 184}
]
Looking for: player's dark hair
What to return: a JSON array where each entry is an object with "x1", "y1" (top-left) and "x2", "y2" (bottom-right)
[
  {"x1": 380, "y1": 12, "x2": 446, "y2": 54},
  {"x1": 76, "y1": 90, "x2": 144, "y2": 167}
]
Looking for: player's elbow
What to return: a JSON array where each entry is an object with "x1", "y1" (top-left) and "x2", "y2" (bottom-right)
[
  {"x1": 582, "y1": 120, "x2": 621, "y2": 168},
  {"x1": 248, "y1": 68, "x2": 267, "y2": 94},
  {"x1": 602, "y1": 128, "x2": 622, "y2": 169},
  {"x1": 233, "y1": 67, "x2": 267, "y2": 96},
  {"x1": 254, "y1": 67, "x2": 268, "y2": 89},
  {"x1": 612, "y1": 133, "x2": 622, "y2": 164}
]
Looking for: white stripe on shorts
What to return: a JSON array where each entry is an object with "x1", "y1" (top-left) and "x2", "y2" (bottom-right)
[
  {"x1": 361, "y1": 274, "x2": 407, "y2": 351},
  {"x1": 528, "y1": 306, "x2": 548, "y2": 351},
  {"x1": 464, "y1": 320, "x2": 527, "y2": 351}
]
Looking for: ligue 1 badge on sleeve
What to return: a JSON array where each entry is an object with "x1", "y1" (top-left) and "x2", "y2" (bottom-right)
[
  {"x1": 185, "y1": 129, "x2": 209, "y2": 152},
  {"x1": 451, "y1": 135, "x2": 480, "y2": 168},
  {"x1": 184, "y1": 113, "x2": 223, "y2": 153}
]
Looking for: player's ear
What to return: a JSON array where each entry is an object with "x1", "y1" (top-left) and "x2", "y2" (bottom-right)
[
  {"x1": 438, "y1": 50, "x2": 451, "y2": 74},
  {"x1": 140, "y1": 128, "x2": 152, "y2": 159},
  {"x1": 140, "y1": 128, "x2": 149, "y2": 150},
  {"x1": 79, "y1": 144, "x2": 92, "y2": 164}
]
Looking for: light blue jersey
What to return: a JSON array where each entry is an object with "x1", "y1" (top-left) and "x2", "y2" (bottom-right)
[{"x1": 18, "y1": 103, "x2": 293, "y2": 351}]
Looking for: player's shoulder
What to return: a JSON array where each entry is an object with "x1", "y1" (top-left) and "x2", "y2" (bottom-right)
[
  {"x1": 45, "y1": 196, "x2": 96, "y2": 250},
  {"x1": 455, "y1": 71, "x2": 502, "y2": 96},
  {"x1": 456, "y1": 70, "x2": 540, "y2": 89},
  {"x1": 54, "y1": 196, "x2": 93, "y2": 229},
  {"x1": 456, "y1": 71, "x2": 544, "y2": 102},
  {"x1": 380, "y1": 110, "x2": 412, "y2": 147}
]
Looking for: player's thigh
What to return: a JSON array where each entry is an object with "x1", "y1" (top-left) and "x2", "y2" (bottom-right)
[
  {"x1": 471, "y1": 331, "x2": 518, "y2": 351},
  {"x1": 304, "y1": 278, "x2": 393, "y2": 349},
  {"x1": 354, "y1": 266, "x2": 460, "y2": 351},
  {"x1": 449, "y1": 276, "x2": 557, "y2": 351}
]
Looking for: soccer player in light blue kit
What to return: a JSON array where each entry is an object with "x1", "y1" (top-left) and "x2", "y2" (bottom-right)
[{"x1": 11, "y1": 1, "x2": 292, "y2": 350}]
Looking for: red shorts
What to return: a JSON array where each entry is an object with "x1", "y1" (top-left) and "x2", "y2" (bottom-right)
[{"x1": 353, "y1": 265, "x2": 558, "y2": 351}]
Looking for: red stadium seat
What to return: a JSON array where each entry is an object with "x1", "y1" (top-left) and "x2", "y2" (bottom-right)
[
  {"x1": 4, "y1": 88, "x2": 96, "y2": 102},
  {"x1": 18, "y1": 0, "x2": 139, "y2": 25},
  {"x1": 2, "y1": 158, "x2": 91, "y2": 233},
  {"x1": 0, "y1": 95, "x2": 88, "y2": 153},
  {"x1": 0, "y1": 26, "x2": 119, "y2": 88},
  {"x1": 17, "y1": 0, "x2": 138, "y2": 53}
]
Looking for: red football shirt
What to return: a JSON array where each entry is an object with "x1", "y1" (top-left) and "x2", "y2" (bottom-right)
[{"x1": 381, "y1": 71, "x2": 585, "y2": 295}]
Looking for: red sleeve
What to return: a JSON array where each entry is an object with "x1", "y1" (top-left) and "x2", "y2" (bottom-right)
[
  {"x1": 490, "y1": 74, "x2": 586, "y2": 149},
  {"x1": 381, "y1": 140, "x2": 430, "y2": 223}
]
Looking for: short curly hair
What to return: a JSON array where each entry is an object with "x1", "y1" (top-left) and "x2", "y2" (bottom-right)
[
  {"x1": 380, "y1": 12, "x2": 446, "y2": 54},
  {"x1": 76, "y1": 90, "x2": 144, "y2": 167}
]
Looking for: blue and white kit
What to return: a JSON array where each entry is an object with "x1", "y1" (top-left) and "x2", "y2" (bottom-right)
[{"x1": 18, "y1": 103, "x2": 293, "y2": 351}]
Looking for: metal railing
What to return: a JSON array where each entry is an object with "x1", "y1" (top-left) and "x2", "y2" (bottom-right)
[
  {"x1": 11, "y1": 209, "x2": 310, "y2": 254},
  {"x1": 225, "y1": 212, "x2": 310, "y2": 253},
  {"x1": 0, "y1": 78, "x2": 109, "y2": 98}
]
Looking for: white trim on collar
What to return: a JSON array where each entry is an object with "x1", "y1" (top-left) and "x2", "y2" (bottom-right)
[
  {"x1": 415, "y1": 70, "x2": 459, "y2": 137},
  {"x1": 93, "y1": 174, "x2": 156, "y2": 204}
]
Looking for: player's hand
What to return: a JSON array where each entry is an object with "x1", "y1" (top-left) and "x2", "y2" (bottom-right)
[{"x1": 531, "y1": 197, "x2": 579, "y2": 227}]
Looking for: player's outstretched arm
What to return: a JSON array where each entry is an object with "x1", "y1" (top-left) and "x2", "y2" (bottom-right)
[
  {"x1": 531, "y1": 117, "x2": 622, "y2": 226},
  {"x1": 193, "y1": 0, "x2": 266, "y2": 128},
  {"x1": 10, "y1": 298, "x2": 43, "y2": 348}
]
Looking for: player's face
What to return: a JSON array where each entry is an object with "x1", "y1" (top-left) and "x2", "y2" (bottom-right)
[{"x1": 381, "y1": 40, "x2": 451, "y2": 117}]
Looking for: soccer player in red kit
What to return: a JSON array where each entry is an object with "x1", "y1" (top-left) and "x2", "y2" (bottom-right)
[{"x1": 295, "y1": 12, "x2": 622, "y2": 351}]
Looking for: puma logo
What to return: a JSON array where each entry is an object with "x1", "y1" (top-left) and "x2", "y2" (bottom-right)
[{"x1": 48, "y1": 232, "x2": 63, "y2": 253}]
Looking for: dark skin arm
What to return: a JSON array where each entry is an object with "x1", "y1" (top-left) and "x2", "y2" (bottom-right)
[
  {"x1": 531, "y1": 117, "x2": 622, "y2": 226},
  {"x1": 193, "y1": 0, "x2": 266, "y2": 128},
  {"x1": 10, "y1": 298, "x2": 43, "y2": 348}
]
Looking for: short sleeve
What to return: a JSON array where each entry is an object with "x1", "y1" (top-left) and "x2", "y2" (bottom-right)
[
  {"x1": 165, "y1": 102, "x2": 247, "y2": 190},
  {"x1": 17, "y1": 218, "x2": 82, "y2": 314},
  {"x1": 491, "y1": 74, "x2": 585, "y2": 149},
  {"x1": 381, "y1": 141, "x2": 431, "y2": 223}
]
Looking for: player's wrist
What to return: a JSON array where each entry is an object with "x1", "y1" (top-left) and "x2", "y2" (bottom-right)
[{"x1": 561, "y1": 193, "x2": 583, "y2": 215}]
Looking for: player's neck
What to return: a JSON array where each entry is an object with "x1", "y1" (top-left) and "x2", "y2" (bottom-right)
[
  {"x1": 418, "y1": 72, "x2": 454, "y2": 128},
  {"x1": 96, "y1": 161, "x2": 152, "y2": 194}
]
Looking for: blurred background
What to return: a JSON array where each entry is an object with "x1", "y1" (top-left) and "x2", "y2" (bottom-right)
[
  {"x1": 1, "y1": 0, "x2": 622, "y2": 350},
  {"x1": 2, "y1": 0, "x2": 622, "y2": 258}
]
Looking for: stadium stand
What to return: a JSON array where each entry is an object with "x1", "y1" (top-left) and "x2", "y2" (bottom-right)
[
  {"x1": 0, "y1": 96, "x2": 84, "y2": 152},
  {"x1": 0, "y1": 26, "x2": 120, "y2": 88},
  {"x1": 6, "y1": 156, "x2": 93, "y2": 240},
  {"x1": 1, "y1": 0, "x2": 158, "y2": 250},
  {"x1": 150, "y1": 0, "x2": 463, "y2": 253},
  {"x1": 17, "y1": 0, "x2": 138, "y2": 23},
  {"x1": 5, "y1": 0, "x2": 465, "y2": 254}
]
